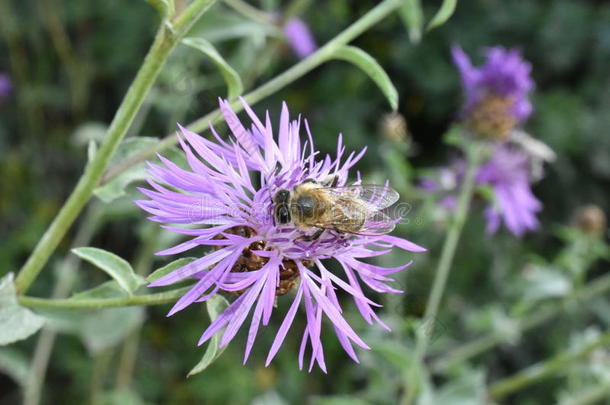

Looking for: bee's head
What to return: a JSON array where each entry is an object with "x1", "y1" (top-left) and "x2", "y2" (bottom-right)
[{"x1": 273, "y1": 189, "x2": 292, "y2": 225}]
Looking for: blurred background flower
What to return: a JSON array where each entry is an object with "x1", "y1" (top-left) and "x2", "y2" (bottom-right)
[
  {"x1": 0, "y1": 73, "x2": 11, "y2": 100},
  {"x1": 282, "y1": 18, "x2": 317, "y2": 58},
  {"x1": 452, "y1": 45, "x2": 533, "y2": 140}
]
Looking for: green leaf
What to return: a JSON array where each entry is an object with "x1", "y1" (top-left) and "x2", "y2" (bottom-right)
[
  {"x1": 331, "y1": 46, "x2": 399, "y2": 111},
  {"x1": 94, "y1": 137, "x2": 159, "y2": 203},
  {"x1": 182, "y1": 37, "x2": 243, "y2": 100},
  {"x1": 187, "y1": 295, "x2": 230, "y2": 376},
  {"x1": 427, "y1": 0, "x2": 458, "y2": 31},
  {"x1": 0, "y1": 273, "x2": 45, "y2": 345},
  {"x1": 147, "y1": 257, "x2": 197, "y2": 284},
  {"x1": 145, "y1": 0, "x2": 175, "y2": 19},
  {"x1": 0, "y1": 347, "x2": 29, "y2": 386},
  {"x1": 71, "y1": 247, "x2": 145, "y2": 294},
  {"x1": 399, "y1": 0, "x2": 423, "y2": 43}
]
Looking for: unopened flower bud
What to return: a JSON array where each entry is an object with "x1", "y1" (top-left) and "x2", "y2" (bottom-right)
[
  {"x1": 380, "y1": 112, "x2": 409, "y2": 144},
  {"x1": 571, "y1": 205, "x2": 607, "y2": 237}
]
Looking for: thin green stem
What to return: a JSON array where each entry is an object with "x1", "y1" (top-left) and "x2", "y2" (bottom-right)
[
  {"x1": 402, "y1": 141, "x2": 484, "y2": 405},
  {"x1": 15, "y1": 1, "x2": 219, "y2": 294},
  {"x1": 431, "y1": 272, "x2": 610, "y2": 372},
  {"x1": 100, "y1": 0, "x2": 404, "y2": 185},
  {"x1": 172, "y1": 0, "x2": 217, "y2": 32},
  {"x1": 489, "y1": 330, "x2": 610, "y2": 400},
  {"x1": 18, "y1": 286, "x2": 191, "y2": 310}
]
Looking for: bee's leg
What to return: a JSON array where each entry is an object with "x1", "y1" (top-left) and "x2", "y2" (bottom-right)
[
  {"x1": 296, "y1": 229, "x2": 325, "y2": 242},
  {"x1": 333, "y1": 227, "x2": 348, "y2": 239}
]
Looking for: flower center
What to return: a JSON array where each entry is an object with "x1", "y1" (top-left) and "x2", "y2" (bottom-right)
[
  {"x1": 468, "y1": 94, "x2": 517, "y2": 140},
  {"x1": 216, "y1": 226, "x2": 312, "y2": 295}
]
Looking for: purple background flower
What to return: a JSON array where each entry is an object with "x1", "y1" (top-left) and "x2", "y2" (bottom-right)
[
  {"x1": 452, "y1": 45, "x2": 534, "y2": 124},
  {"x1": 476, "y1": 145, "x2": 542, "y2": 236},
  {"x1": 137, "y1": 99, "x2": 424, "y2": 371},
  {"x1": 0, "y1": 73, "x2": 12, "y2": 100},
  {"x1": 283, "y1": 18, "x2": 317, "y2": 58}
]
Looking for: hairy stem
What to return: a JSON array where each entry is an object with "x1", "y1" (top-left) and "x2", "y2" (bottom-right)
[
  {"x1": 18, "y1": 286, "x2": 192, "y2": 309},
  {"x1": 489, "y1": 329, "x2": 610, "y2": 400},
  {"x1": 402, "y1": 141, "x2": 484, "y2": 405},
  {"x1": 15, "y1": 1, "x2": 218, "y2": 294},
  {"x1": 431, "y1": 272, "x2": 610, "y2": 372},
  {"x1": 100, "y1": 0, "x2": 404, "y2": 185}
]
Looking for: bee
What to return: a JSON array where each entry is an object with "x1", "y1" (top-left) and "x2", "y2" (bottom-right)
[{"x1": 273, "y1": 177, "x2": 400, "y2": 239}]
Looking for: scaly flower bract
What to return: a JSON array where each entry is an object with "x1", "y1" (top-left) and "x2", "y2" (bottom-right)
[{"x1": 137, "y1": 99, "x2": 424, "y2": 372}]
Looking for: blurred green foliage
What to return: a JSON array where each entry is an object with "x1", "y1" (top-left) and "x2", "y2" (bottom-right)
[{"x1": 1, "y1": 0, "x2": 609, "y2": 404}]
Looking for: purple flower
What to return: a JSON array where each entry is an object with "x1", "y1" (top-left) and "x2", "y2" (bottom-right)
[
  {"x1": 421, "y1": 145, "x2": 541, "y2": 236},
  {"x1": 476, "y1": 145, "x2": 542, "y2": 236},
  {"x1": 0, "y1": 73, "x2": 12, "y2": 100},
  {"x1": 283, "y1": 18, "x2": 317, "y2": 58},
  {"x1": 137, "y1": 99, "x2": 425, "y2": 372},
  {"x1": 452, "y1": 45, "x2": 534, "y2": 139}
]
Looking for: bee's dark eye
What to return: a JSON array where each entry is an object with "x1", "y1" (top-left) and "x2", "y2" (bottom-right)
[
  {"x1": 295, "y1": 196, "x2": 315, "y2": 218},
  {"x1": 275, "y1": 189, "x2": 290, "y2": 203}
]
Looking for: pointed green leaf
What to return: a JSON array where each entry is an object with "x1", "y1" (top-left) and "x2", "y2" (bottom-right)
[
  {"x1": 0, "y1": 273, "x2": 45, "y2": 345},
  {"x1": 182, "y1": 37, "x2": 243, "y2": 100},
  {"x1": 427, "y1": 0, "x2": 457, "y2": 31},
  {"x1": 147, "y1": 257, "x2": 197, "y2": 284},
  {"x1": 331, "y1": 46, "x2": 398, "y2": 111},
  {"x1": 71, "y1": 247, "x2": 145, "y2": 294},
  {"x1": 187, "y1": 295, "x2": 230, "y2": 376},
  {"x1": 399, "y1": 0, "x2": 423, "y2": 43}
]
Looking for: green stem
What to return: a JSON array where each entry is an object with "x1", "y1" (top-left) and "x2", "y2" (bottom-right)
[
  {"x1": 100, "y1": 0, "x2": 404, "y2": 186},
  {"x1": 489, "y1": 330, "x2": 610, "y2": 400},
  {"x1": 18, "y1": 286, "x2": 192, "y2": 309},
  {"x1": 402, "y1": 141, "x2": 484, "y2": 405},
  {"x1": 15, "y1": 1, "x2": 218, "y2": 294},
  {"x1": 431, "y1": 272, "x2": 610, "y2": 372}
]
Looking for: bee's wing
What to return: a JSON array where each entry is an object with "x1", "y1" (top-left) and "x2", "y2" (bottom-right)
[
  {"x1": 317, "y1": 185, "x2": 400, "y2": 235},
  {"x1": 322, "y1": 185, "x2": 399, "y2": 210}
]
